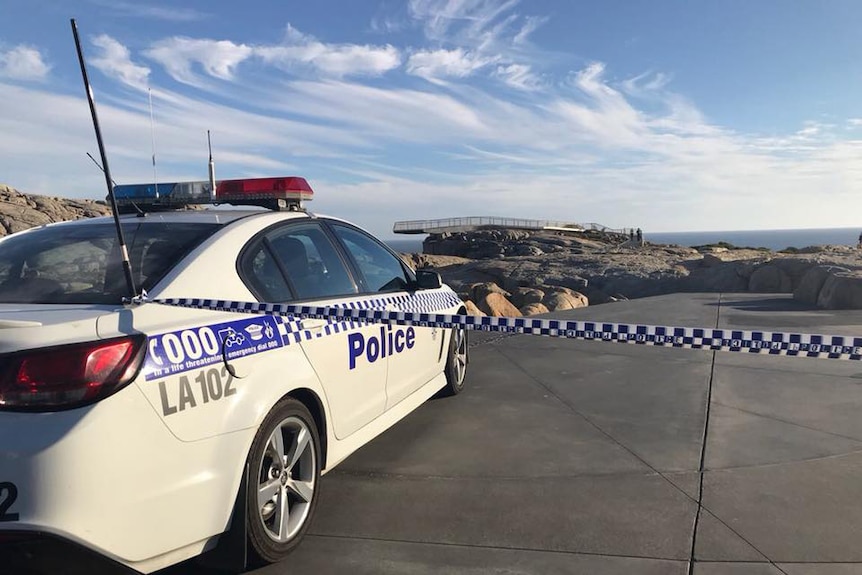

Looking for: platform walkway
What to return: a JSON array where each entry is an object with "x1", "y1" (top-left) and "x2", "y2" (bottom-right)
[
  {"x1": 393, "y1": 216, "x2": 631, "y2": 236},
  {"x1": 164, "y1": 294, "x2": 862, "y2": 575}
]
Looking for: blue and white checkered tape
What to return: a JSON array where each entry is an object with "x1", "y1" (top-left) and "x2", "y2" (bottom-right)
[{"x1": 150, "y1": 291, "x2": 862, "y2": 361}]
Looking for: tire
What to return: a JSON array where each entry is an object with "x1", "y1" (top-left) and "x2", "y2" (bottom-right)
[
  {"x1": 246, "y1": 398, "x2": 321, "y2": 564},
  {"x1": 440, "y1": 325, "x2": 468, "y2": 396}
]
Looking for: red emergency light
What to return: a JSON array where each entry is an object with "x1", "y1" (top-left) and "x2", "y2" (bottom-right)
[{"x1": 114, "y1": 176, "x2": 314, "y2": 212}]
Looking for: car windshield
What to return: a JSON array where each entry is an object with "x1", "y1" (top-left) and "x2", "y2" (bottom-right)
[{"x1": 0, "y1": 221, "x2": 221, "y2": 304}]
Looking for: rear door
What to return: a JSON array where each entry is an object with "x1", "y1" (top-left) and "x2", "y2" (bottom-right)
[
  {"x1": 327, "y1": 223, "x2": 443, "y2": 409},
  {"x1": 239, "y1": 220, "x2": 388, "y2": 440}
]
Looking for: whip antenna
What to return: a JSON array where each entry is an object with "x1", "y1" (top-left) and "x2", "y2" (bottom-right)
[
  {"x1": 148, "y1": 88, "x2": 159, "y2": 198},
  {"x1": 207, "y1": 130, "x2": 216, "y2": 200},
  {"x1": 71, "y1": 18, "x2": 138, "y2": 300}
]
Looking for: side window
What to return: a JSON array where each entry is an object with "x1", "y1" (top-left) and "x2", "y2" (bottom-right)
[
  {"x1": 240, "y1": 241, "x2": 293, "y2": 302},
  {"x1": 330, "y1": 224, "x2": 413, "y2": 293},
  {"x1": 266, "y1": 223, "x2": 357, "y2": 300}
]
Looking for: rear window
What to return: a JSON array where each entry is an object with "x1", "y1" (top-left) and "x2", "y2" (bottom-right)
[{"x1": 0, "y1": 221, "x2": 220, "y2": 304}]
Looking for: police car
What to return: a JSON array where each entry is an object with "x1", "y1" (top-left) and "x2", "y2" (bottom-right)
[{"x1": 0, "y1": 177, "x2": 468, "y2": 573}]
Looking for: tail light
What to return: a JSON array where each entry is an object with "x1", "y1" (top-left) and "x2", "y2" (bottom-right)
[{"x1": 0, "y1": 335, "x2": 146, "y2": 411}]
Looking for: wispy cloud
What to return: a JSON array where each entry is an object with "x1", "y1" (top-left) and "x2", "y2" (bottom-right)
[
  {"x1": 90, "y1": 35, "x2": 150, "y2": 90},
  {"x1": 408, "y1": 0, "x2": 520, "y2": 45},
  {"x1": 407, "y1": 0, "x2": 545, "y2": 90},
  {"x1": 513, "y1": 16, "x2": 546, "y2": 45},
  {"x1": 495, "y1": 63, "x2": 539, "y2": 90},
  {"x1": 0, "y1": 45, "x2": 50, "y2": 81},
  {"x1": 88, "y1": 0, "x2": 208, "y2": 22},
  {"x1": 3, "y1": 15, "x2": 862, "y2": 238},
  {"x1": 145, "y1": 37, "x2": 253, "y2": 86},
  {"x1": 256, "y1": 25, "x2": 401, "y2": 77},
  {"x1": 407, "y1": 48, "x2": 496, "y2": 83}
]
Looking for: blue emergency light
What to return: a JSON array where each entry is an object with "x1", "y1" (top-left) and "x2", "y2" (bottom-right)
[{"x1": 113, "y1": 177, "x2": 313, "y2": 212}]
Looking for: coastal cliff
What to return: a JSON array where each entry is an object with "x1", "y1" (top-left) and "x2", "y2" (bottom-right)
[{"x1": 402, "y1": 229, "x2": 862, "y2": 314}]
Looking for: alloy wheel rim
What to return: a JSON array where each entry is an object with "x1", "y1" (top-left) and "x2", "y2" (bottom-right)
[
  {"x1": 453, "y1": 328, "x2": 467, "y2": 386},
  {"x1": 257, "y1": 416, "x2": 316, "y2": 543}
]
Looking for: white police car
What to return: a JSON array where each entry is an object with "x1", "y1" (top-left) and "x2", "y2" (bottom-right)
[{"x1": 0, "y1": 177, "x2": 468, "y2": 573}]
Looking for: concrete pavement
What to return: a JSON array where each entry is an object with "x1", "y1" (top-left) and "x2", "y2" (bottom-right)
[{"x1": 172, "y1": 293, "x2": 862, "y2": 574}]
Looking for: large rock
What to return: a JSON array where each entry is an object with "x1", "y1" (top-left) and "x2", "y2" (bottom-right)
[
  {"x1": 0, "y1": 183, "x2": 110, "y2": 237},
  {"x1": 464, "y1": 300, "x2": 485, "y2": 316},
  {"x1": 816, "y1": 272, "x2": 862, "y2": 309},
  {"x1": 748, "y1": 263, "x2": 792, "y2": 293},
  {"x1": 542, "y1": 289, "x2": 588, "y2": 311},
  {"x1": 794, "y1": 265, "x2": 850, "y2": 305},
  {"x1": 477, "y1": 292, "x2": 522, "y2": 317},
  {"x1": 470, "y1": 282, "x2": 509, "y2": 302},
  {"x1": 510, "y1": 287, "x2": 545, "y2": 308},
  {"x1": 520, "y1": 303, "x2": 549, "y2": 316}
]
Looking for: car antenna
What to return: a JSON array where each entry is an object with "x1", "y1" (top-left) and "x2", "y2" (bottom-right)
[
  {"x1": 86, "y1": 152, "x2": 145, "y2": 217},
  {"x1": 148, "y1": 88, "x2": 159, "y2": 199},
  {"x1": 207, "y1": 129, "x2": 216, "y2": 200},
  {"x1": 71, "y1": 18, "x2": 138, "y2": 301}
]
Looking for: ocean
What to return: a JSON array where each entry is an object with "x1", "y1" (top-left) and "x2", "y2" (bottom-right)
[{"x1": 384, "y1": 227, "x2": 862, "y2": 253}]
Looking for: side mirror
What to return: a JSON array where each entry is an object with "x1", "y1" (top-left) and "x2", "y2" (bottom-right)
[{"x1": 414, "y1": 269, "x2": 442, "y2": 290}]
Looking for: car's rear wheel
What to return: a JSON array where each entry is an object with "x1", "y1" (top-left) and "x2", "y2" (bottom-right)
[
  {"x1": 440, "y1": 325, "x2": 468, "y2": 396},
  {"x1": 246, "y1": 398, "x2": 321, "y2": 564}
]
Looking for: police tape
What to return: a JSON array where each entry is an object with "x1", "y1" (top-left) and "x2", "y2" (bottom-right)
[{"x1": 149, "y1": 295, "x2": 862, "y2": 362}]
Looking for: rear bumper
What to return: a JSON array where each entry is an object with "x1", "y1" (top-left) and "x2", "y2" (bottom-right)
[
  {"x1": 0, "y1": 530, "x2": 141, "y2": 575},
  {"x1": 0, "y1": 383, "x2": 255, "y2": 573}
]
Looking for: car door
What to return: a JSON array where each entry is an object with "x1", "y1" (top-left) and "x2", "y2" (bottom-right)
[
  {"x1": 327, "y1": 222, "x2": 443, "y2": 410},
  {"x1": 240, "y1": 220, "x2": 388, "y2": 440}
]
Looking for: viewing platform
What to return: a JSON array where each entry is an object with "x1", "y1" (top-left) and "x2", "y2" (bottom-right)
[{"x1": 393, "y1": 216, "x2": 630, "y2": 235}]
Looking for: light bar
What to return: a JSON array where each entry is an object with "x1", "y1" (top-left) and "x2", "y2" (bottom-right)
[{"x1": 113, "y1": 177, "x2": 313, "y2": 212}]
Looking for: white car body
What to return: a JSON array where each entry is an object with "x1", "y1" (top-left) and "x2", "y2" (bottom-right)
[{"x1": 0, "y1": 208, "x2": 465, "y2": 573}]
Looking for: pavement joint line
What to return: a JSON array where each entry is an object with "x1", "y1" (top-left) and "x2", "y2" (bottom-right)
[
  {"x1": 702, "y1": 446, "x2": 862, "y2": 474},
  {"x1": 489, "y1": 346, "x2": 661, "y2": 473},
  {"x1": 711, "y1": 400, "x2": 862, "y2": 445},
  {"x1": 687, "y1": 297, "x2": 720, "y2": 575},
  {"x1": 329, "y1": 468, "x2": 693, "y2": 481},
  {"x1": 488, "y1": 344, "x2": 720, "y2": 533},
  {"x1": 304, "y1": 532, "x2": 690, "y2": 564},
  {"x1": 713, "y1": 359, "x2": 862, "y2": 378},
  {"x1": 687, "y1": 295, "x2": 789, "y2": 575}
]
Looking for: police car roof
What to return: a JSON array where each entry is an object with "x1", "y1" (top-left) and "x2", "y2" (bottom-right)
[{"x1": 56, "y1": 208, "x2": 314, "y2": 227}]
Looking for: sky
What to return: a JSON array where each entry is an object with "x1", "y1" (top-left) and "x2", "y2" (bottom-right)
[{"x1": 1, "y1": 0, "x2": 861, "y2": 239}]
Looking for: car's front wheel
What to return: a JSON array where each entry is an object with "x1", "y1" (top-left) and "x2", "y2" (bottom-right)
[
  {"x1": 246, "y1": 398, "x2": 321, "y2": 564},
  {"x1": 440, "y1": 325, "x2": 468, "y2": 396}
]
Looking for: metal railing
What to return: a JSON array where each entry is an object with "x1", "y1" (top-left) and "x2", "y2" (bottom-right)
[{"x1": 393, "y1": 217, "x2": 630, "y2": 235}]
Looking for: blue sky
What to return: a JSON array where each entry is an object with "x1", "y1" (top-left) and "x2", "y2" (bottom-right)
[{"x1": 1, "y1": 0, "x2": 861, "y2": 239}]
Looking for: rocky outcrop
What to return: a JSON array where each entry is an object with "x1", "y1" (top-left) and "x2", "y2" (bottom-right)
[
  {"x1": 477, "y1": 292, "x2": 522, "y2": 317},
  {"x1": 520, "y1": 302, "x2": 549, "y2": 316},
  {"x1": 464, "y1": 300, "x2": 485, "y2": 316},
  {"x1": 408, "y1": 229, "x2": 862, "y2": 311},
  {"x1": 0, "y1": 183, "x2": 111, "y2": 237},
  {"x1": 543, "y1": 288, "x2": 588, "y2": 311},
  {"x1": 794, "y1": 266, "x2": 849, "y2": 306},
  {"x1": 815, "y1": 271, "x2": 862, "y2": 309}
]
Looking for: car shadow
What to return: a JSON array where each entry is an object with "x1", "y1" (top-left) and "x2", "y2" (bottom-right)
[{"x1": 705, "y1": 296, "x2": 818, "y2": 313}]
